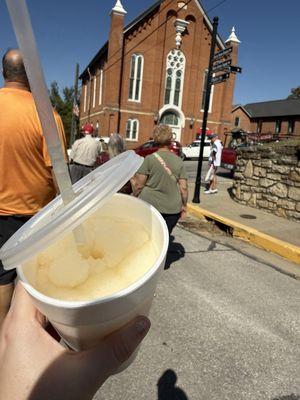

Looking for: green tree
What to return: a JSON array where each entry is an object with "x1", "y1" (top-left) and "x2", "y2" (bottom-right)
[
  {"x1": 287, "y1": 87, "x2": 300, "y2": 99},
  {"x1": 50, "y1": 81, "x2": 75, "y2": 145}
]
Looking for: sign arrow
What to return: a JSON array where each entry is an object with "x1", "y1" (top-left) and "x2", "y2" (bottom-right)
[{"x1": 229, "y1": 65, "x2": 242, "y2": 74}]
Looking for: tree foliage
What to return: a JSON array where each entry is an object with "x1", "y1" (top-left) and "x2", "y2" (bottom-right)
[
  {"x1": 287, "y1": 87, "x2": 300, "y2": 99},
  {"x1": 50, "y1": 81, "x2": 75, "y2": 145}
]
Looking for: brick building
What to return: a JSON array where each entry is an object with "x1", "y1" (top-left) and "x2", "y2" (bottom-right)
[
  {"x1": 231, "y1": 99, "x2": 300, "y2": 136},
  {"x1": 79, "y1": 0, "x2": 241, "y2": 147}
]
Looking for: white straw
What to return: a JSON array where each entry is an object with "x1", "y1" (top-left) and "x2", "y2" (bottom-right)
[{"x1": 6, "y1": 0, "x2": 87, "y2": 249}]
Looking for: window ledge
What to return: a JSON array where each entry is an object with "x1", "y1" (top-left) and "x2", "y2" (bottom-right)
[{"x1": 128, "y1": 99, "x2": 141, "y2": 103}]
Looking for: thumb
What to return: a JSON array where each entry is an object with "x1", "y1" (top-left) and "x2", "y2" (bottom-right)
[{"x1": 81, "y1": 316, "x2": 151, "y2": 384}]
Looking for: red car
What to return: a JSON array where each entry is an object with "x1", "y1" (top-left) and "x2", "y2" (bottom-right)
[{"x1": 134, "y1": 140, "x2": 183, "y2": 158}]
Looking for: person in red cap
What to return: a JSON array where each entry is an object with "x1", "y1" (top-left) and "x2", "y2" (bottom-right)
[
  {"x1": 69, "y1": 123, "x2": 102, "y2": 183},
  {"x1": 205, "y1": 133, "x2": 223, "y2": 194}
]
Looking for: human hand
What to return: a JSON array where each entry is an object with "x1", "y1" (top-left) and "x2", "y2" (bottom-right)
[
  {"x1": 180, "y1": 205, "x2": 187, "y2": 220},
  {"x1": 0, "y1": 284, "x2": 150, "y2": 400}
]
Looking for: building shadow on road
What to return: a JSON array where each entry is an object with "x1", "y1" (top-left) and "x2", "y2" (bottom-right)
[
  {"x1": 271, "y1": 395, "x2": 300, "y2": 400},
  {"x1": 164, "y1": 236, "x2": 185, "y2": 270},
  {"x1": 157, "y1": 369, "x2": 189, "y2": 400}
]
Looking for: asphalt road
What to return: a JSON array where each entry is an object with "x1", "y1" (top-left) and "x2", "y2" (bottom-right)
[
  {"x1": 95, "y1": 227, "x2": 300, "y2": 400},
  {"x1": 184, "y1": 160, "x2": 232, "y2": 183}
]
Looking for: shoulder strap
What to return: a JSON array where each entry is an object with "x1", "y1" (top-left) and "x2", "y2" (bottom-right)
[{"x1": 154, "y1": 153, "x2": 178, "y2": 183}]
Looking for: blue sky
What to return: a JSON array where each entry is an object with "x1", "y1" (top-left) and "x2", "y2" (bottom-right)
[{"x1": 0, "y1": 0, "x2": 299, "y2": 104}]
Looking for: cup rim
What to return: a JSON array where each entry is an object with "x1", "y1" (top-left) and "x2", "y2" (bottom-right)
[{"x1": 18, "y1": 196, "x2": 169, "y2": 309}]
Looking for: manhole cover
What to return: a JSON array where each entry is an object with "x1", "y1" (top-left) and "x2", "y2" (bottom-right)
[{"x1": 240, "y1": 214, "x2": 257, "y2": 220}]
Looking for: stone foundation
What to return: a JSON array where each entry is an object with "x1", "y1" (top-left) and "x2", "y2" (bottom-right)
[{"x1": 232, "y1": 140, "x2": 300, "y2": 222}]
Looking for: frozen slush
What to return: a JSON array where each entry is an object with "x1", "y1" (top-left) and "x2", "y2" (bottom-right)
[{"x1": 23, "y1": 212, "x2": 159, "y2": 302}]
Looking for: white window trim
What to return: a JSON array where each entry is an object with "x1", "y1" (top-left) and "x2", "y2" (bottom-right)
[
  {"x1": 83, "y1": 84, "x2": 87, "y2": 113},
  {"x1": 125, "y1": 119, "x2": 139, "y2": 141},
  {"x1": 92, "y1": 77, "x2": 97, "y2": 108},
  {"x1": 164, "y1": 50, "x2": 186, "y2": 109},
  {"x1": 87, "y1": 80, "x2": 91, "y2": 112},
  {"x1": 201, "y1": 70, "x2": 214, "y2": 113},
  {"x1": 128, "y1": 54, "x2": 144, "y2": 103},
  {"x1": 99, "y1": 69, "x2": 103, "y2": 105}
]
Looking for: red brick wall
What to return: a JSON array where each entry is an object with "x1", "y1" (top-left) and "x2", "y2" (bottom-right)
[{"x1": 249, "y1": 118, "x2": 300, "y2": 135}]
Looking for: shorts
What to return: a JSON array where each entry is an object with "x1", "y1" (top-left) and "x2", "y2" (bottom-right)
[{"x1": 0, "y1": 215, "x2": 32, "y2": 285}]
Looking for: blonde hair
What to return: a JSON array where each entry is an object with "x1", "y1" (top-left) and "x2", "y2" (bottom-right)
[{"x1": 153, "y1": 125, "x2": 173, "y2": 146}]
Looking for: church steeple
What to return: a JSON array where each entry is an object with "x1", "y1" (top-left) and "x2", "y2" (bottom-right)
[
  {"x1": 225, "y1": 27, "x2": 241, "y2": 44},
  {"x1": 111, "y1": 0, "x2": 127, "y2": 16}
]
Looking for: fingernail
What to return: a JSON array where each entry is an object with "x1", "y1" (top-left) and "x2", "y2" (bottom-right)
[{"x1": 135, "y1": 317, "x2": 150, "y2": 335}]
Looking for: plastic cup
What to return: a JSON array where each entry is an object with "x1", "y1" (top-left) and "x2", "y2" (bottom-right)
[
  {"x1": 19, "y1": 194, "x2": 168, "y2": 352},
  {"x1": 0, "y1": 152, "x2": 169, "y2": 370}
]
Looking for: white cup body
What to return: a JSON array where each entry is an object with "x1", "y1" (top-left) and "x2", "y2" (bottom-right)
[{"x1": 17, "y1": 194, "x2": 169, "y2": 353}]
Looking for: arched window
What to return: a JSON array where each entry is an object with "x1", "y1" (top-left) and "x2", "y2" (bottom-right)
[
  {"x1": 164, "y1": 49, "x2": 186, "y2": 108},
  {"x1": 125, "y1": 119, "x2": 139, "y2": 141},
  {"x1": 129, "y1": 54, "x2": 144, "y2": 102},
  {"x1": 160, "y1": 111, "x2": 179, "y2": 126}
]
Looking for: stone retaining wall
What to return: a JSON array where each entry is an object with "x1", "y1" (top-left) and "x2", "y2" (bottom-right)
[{"x1": 232, "y1": 140, "x2": 300, "y2": 222}]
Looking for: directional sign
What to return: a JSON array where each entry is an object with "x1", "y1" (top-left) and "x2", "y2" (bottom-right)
[
  {"x1": 213, "y1": 47, "x2": 233, "y2": 61},
  {"x1": 213, "y1": 59, "x2": 232, "y2": 73},
  {"x1": 211, "y1": 72, "x2": 230, "y2": 85},
  {"x1": 230, "y1": 65, "x2": 242, "y2": 74}
]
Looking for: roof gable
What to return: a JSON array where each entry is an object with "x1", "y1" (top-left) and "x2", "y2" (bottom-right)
[{"x1": 232, "y1": 104, "x2": 252, "y2": 118}]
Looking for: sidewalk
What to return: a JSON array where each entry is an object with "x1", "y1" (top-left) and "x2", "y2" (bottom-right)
[{"x1": 187, "y1": 179, "x2": 300, "y2": 264}]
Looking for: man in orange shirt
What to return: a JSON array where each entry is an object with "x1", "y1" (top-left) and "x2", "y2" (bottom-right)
[{"x1": 0, "y1": 49, "x2": 67, "y2": 326}]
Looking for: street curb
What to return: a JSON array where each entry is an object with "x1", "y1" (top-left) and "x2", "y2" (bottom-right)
[{"x1": 187, "y1": 204, "x2": 300, "y2": 265}]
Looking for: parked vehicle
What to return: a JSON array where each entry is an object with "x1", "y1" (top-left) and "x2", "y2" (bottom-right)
[
  {"x1": 95, "y1": 136, "x2": 110, "y2": 144},
  {"x1": 182, "y1": 139, "x2": 211, "y2": 160},
  {"x1": 221, "y1": 129, "x2": 298, "y2": 173},
  {"x1": 134, "y1": 140, "x2": 183, "y2": 158}
]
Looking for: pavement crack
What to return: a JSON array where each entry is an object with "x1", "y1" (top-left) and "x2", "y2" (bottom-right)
[{"x1": 185, "y1": 249, "x2": 234, "y2": 254}]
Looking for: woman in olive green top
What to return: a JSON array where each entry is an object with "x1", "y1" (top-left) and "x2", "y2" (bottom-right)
[{"x1": 133, "y1": 125, "x2": 188, "y2": 235}]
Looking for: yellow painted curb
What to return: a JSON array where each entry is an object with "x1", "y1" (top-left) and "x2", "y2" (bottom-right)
[{"x1": 187, "y1": 203, "x2": 300, "y2": 265}]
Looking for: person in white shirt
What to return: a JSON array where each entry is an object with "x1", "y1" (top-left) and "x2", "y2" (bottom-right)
[
  {"x1": 69, "y1": 123, "x2": 102, "y2": 183},
  {"x1": 205, "y1": 134, "x2": 223, "y2": 194}
]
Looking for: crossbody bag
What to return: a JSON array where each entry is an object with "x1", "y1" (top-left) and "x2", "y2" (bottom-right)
[{"x1": 154, "y1": 153, "x2": 179, "y2": 184}]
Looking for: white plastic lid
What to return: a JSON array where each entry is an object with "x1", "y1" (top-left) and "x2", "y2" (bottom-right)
[{"x1": 0, "y1": 151, "x2": 143, "y2": 270}]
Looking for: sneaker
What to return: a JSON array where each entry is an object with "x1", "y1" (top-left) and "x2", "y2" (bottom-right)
[
  {"x1": 204, "y1": 190, "x2": 212, "y2": 194},
  {"x1": 210, "y1": 189, "x2": 218, "y2": 194}
]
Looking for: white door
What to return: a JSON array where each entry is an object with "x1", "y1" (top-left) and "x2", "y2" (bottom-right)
[{"x1": 170, "y1": 125, "x2": 181, "y2": 142}]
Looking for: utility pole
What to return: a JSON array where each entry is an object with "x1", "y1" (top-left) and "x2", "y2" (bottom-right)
[
  {"x1": 70, "y1": 63, "x2": 79, "y2": 147},
  {"x1": 193, "y1": 17, "x2": 219, "y2": 204}
]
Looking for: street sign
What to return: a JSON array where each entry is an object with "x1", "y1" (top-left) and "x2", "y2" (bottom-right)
[
  {"x1": 212, "y1": 59, "x2": 232, "y2": 73},
  {"x1": 211, "y1": 72, "x2": 230, "y2": 85},
  {"x1": 213, "y1": 47, "x2": 233, "y2": 61},
  {"x1": 230, "y1": 65, "x2": 242, "y2": 74}
]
